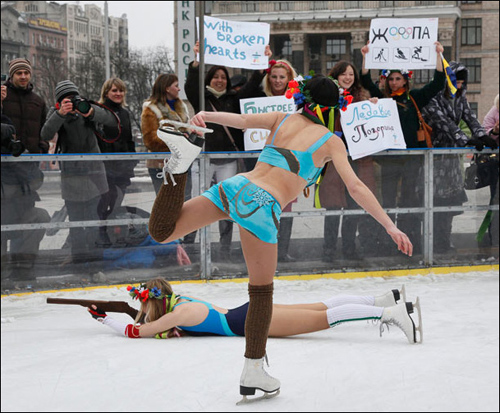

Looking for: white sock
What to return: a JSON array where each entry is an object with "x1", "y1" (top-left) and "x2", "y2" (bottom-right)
[
  {"x1": 322, "y1": 295, "x2": 375, "y2": 309},
  {"x1": 102, "y1": 316, "x2": 129, "y2": 336},
  {"x1": 326, "y1": 304, "x2": 383, "y2": 328}
]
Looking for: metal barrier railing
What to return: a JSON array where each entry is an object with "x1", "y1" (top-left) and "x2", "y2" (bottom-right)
[{"x1": 1, "y1": 148, "x2": 498, "y2": 280}]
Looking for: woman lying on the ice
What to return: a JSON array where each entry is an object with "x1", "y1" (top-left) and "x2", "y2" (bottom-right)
[{"x1": 88, "y1": 277, "x2": 422, "y2": 343}]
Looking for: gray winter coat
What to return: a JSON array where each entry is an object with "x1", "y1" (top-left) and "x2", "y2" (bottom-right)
[
  {"x1": 422, "y1": 61, "x2": 487, "y2": 147},
  {"x1": 41, "y1": 104, "x2": 118, "y2": 202},
  {"x1": 422, "y1": 62, "x2": 487, "y2": 206}
]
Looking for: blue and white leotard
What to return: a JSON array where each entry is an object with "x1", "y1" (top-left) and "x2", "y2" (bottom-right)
[{"x1": 175, "y1": 296, "x2": 248, "y2": 337}]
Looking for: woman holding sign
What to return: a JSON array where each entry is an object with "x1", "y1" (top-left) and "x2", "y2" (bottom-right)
[
  {"x1": 360, "y1": 41, "x2": 445, "y2": 254},
  {"x1": 316, "y1": 61, "x2": 380, "y2": 261},
  {"x1": 148, "y1": 74, "x2": 416, "y2": 403},
  {"x1": 184, "y1": 42, "x2": 270, "y2": 261}
]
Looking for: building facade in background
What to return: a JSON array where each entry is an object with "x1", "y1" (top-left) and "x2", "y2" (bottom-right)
[
  {"x1": 189, "y1": 1, "x2": 498, "y2": 121},
  {"x1": 1, "y1": 1, "x2": 128, "y2": 78}
]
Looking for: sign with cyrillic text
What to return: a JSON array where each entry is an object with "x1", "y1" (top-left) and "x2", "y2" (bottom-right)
[
  {"x1": 177, "y1": 1, "x2": 195, "y2": 100},
  {"x1": 366, "y1": 18, "x2": 438, "y2": 70},
  {"x1": 340, "y1": 99, "x2": 406, "y2": 160},
  {"x1": 197, "y1": 16, "x2": 270, "y2": 69},
  {"x1": 240, "y1": 96, "x2": 295, "y2": 150}
]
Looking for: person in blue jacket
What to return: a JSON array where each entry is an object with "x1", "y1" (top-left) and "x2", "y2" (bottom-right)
[{"x1": 360, "y1": 41, "x2": 446, "y2": 254}]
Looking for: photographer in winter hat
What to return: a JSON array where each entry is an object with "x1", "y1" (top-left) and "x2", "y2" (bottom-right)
[{"x1": 41, "y1": 80, "x2": 118, "y2": 267}]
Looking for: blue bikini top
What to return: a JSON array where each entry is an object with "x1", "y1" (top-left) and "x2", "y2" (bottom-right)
[
  {"x1": 257, "y1": 114, "x2": 341, "y2": 187},
  {"x1": 174, "y1": 296, "x2": 236, "y2": 336}
]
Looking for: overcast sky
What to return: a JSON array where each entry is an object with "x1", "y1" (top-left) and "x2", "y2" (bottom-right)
[{"x1": 57, "y1": 1, "x2": 175, "y2": 50}]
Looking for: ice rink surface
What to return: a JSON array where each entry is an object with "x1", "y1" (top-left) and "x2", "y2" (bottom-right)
[{"x1": 1, "y1": 269, "x2": 499, "y2": 412}]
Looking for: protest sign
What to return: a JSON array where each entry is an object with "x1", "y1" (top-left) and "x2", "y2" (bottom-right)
[
  {"x1": 240, "y1": 96, "x2": 295, "y2": 150},
  {"x1": 366, "y1": 18, "x2": 438, "y2": 70},
  {"x1": 340, "y1": 99, "x2": 406, "y2": 160},
  {"x1": 197, "y1": 16, "x2": 270, "y2": 70}
]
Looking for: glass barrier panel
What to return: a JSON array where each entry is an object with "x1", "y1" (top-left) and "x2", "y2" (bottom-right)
[{"x1": 1, "y1": 149, "x2": 498, "y2": 292}]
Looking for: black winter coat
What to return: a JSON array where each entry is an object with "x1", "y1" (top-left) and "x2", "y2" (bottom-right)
[
  {"x1": 97, "y1": 99, "x2": 137, "y2": 187},
  {"x1": 2, "y1": 80, "x2": 48, "y2": 153},
  {"x1": 185, "y1": 62, "x2": 244, "y2": 157},
  {"x1": 361, "y1": 70, "x2": 445, "y2": 148}
]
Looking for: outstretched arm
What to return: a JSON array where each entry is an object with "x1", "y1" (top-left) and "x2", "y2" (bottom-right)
[
  {"x1": 329, "y1": 140, "x2": 413, "y2": 256},
  {"x1": 88, "y1": 304, "x2": 184, "y2": 338},
  {"x1": 191, "y1": 110, "x2": 280, "y2": 132}
]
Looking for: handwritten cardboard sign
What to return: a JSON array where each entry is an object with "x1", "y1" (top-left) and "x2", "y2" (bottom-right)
[
  {"x1": 366, "y1": 18, "x2": 438, "y2": 70},
  {"x1": 197, "y1": 16, "x2": 270, "y2": 70},
  {"x1": 340, "y1": 99, "x2": 406, "y2": 160},
  {"x1": 239, "y1": 96, "x2": 296, "y2": 150}
]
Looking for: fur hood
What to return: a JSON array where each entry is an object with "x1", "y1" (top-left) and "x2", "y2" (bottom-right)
[
  {"x1": 142, "y1": 99, "x2": 189, "y2": 124},
  {"x1": 141, "y1": 98, "x2": 190, "y2": 169}
]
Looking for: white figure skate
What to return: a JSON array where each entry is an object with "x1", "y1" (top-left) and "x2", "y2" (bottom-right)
[
  {"x1": 380, "y1": 297, "x2": 423, "y2": 344},
  {"x1": 159, "y1": 119, "x2": 213, "y2": 135},
  {"x1": 374, "y1": 285, "x2": 407, "y2": 307},
  {"x1": 237, "y1": 356, "x2": 281, "y2": 405},
  {"x1": 156, "y1": 126, "x2": 207, "y2": 185}
]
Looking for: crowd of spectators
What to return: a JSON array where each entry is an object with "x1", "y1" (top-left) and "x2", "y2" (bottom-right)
[{"x1": 1, "y1": 42, "x2": 498, "y2": 281}]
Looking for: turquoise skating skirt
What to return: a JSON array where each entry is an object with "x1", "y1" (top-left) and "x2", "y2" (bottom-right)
[{"x1": 201, "y1": 175, "x2": 282, "y2": 244}]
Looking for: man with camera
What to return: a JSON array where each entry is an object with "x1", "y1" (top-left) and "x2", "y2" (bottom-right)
[
  {"x1": 41, "y1": 80, "x2": 118, "y2": 267},
  {"x1": 1, "y1": 58, "x2": 50, "y2": 280}
]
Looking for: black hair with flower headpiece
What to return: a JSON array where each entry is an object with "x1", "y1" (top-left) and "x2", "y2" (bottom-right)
[{"x1": 286, "y1": 74, "x2": 353, "y2": 133}]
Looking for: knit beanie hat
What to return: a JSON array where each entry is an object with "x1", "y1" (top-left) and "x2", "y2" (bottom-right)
[
  {"x1": 55, "y1": 80, "x2": 79, "y2": 102},
  {"x1": 9, "y1": 58, "x2": 32, "y2": 78},
  {"x1": 230, "y1": 74, "x2": 247, "y2": 88},
  {"x1": 455, "y1": 70, "x2": 467, "y2": 81}
]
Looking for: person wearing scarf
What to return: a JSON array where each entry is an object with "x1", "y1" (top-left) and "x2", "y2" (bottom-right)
[
  {"x1": 314, "y1": 61, "x2": 379, "y2": 261},
  {"x1": 96, "y1": 77, "x2": 137, "y2": 247},
  {"x1": 184, "y1": 42, "x2": 267, "y2": 262},
  {"x1": 358, "y1": 41, "x2": 446, "y2": 255}
]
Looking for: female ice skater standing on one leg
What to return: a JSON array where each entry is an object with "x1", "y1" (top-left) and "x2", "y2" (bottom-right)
[{"x1": 147, "y1": 75, "x2": 417, "y2": 403}]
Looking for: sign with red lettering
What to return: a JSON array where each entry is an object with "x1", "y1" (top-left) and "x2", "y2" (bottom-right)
[{"x1": 366, "y1": 18, "x2": 438, "y2": 70}]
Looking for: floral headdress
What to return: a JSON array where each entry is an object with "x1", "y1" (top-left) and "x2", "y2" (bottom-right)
[
  {"x1": 127, "y1": 283, "x2": 178, "y2": 314},
  {"x1": 285, "y1": 75, "x2": 353, "y2": 133},
  {"x1": 381, "y1": 69, "x2": 413, "y2": 80},
  {"x1": 127, "y1": 284, "x2": 165, "y2": 302}
]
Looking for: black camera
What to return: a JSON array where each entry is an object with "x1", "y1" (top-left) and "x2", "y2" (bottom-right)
[
  {"x1": 1, "y1": 128, "x2": 25, "y2": 157},
  {"x1": 70, "y1": 95, "x2": 92, "y2": 114}
]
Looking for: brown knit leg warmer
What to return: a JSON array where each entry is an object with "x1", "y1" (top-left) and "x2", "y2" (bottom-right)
[
  {"x1": 244, "y1": 283, "x2": 274, "y2": 359},
  {"x1": 148, "y1": 172, "x2": 188, "y2": 243}
]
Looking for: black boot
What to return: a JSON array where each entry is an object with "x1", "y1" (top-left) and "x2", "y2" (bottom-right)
[
  {"x1": 219, "y1": 220, "x2": 233, "y2": 261},
  {"x1": 278, "y1": 217, "x2": 295, "y2": 262}
]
